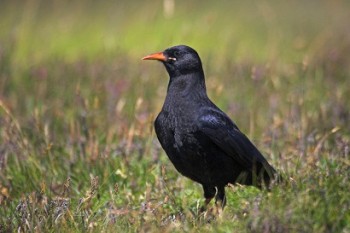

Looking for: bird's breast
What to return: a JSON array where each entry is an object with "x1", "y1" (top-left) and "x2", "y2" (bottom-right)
[
  {"x1": 155, "y1": 110, "x2": 234, "y2": 185},
  {"x1": 156, "y1": 109, "x2": 201, "y2": 151}
]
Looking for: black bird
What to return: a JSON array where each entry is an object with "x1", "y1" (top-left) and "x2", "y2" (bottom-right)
[{"x1": 142, "y1": 45, "x2": 277, "y2": 208}]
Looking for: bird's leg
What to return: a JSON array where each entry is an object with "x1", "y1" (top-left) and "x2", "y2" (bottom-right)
[
  {"x1": 204, "y1": 198, "x2": 212, "y2": 206},
  {"x1": 200, "y1": 185, "x2": 216, "y2": 212},
  {"x1": 214, "y1": 186, "x2": 226, "y2": 214}
]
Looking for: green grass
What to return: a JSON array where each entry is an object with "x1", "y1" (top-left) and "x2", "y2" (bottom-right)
[{"x1": 1, "y1": 0, "x2": 350, "y2": 232}]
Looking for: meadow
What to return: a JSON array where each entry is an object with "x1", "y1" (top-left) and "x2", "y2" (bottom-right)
[{"x1": 0, "y1": 0, "x2": 349, "y2": 232}]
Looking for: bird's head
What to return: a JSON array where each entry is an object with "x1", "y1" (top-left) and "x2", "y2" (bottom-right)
[{"x1": 142, "y1": 45, "x2": 203, "y2": 78}]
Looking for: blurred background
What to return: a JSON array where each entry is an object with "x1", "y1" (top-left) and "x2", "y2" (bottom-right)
[
  {"x1": 1, "y1": 0, "x2": 349, "y2": 128},
  {"x1": 0, "y1": 0, "x2": 349, "y2": 231},
  {"x1": 2, "y1": 0, "x2": 350, "y2": 64}
]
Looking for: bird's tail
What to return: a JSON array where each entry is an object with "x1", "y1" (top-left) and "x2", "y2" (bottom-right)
[
  {"x1": 260, "y1": 162, "x2": 283, "y2": 189},
  {"x1": 236, "y1": 161, "x2": 283, "y2": 189}
]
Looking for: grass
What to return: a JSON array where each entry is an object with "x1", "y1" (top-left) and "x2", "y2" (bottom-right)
[{"x1": 0, "y1": 0, "x2": 350, "y2": 232}]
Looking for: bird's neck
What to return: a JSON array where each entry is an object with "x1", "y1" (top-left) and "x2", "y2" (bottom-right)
[
  {"x1": 165, "y1": 71, "x2": 208, "y2": 105},
  {"x1": 169, "y1": 71, "x2": 206, "y2": 93}
]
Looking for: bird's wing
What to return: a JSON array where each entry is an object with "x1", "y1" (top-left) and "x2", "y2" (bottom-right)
[{"x1": 197, "y1": 109, "x2": 274, "y2": 173}]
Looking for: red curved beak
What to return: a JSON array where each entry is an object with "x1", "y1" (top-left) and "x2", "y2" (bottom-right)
[{"x1": 142, "y1": 52, "x2": 167, "y2": 61}]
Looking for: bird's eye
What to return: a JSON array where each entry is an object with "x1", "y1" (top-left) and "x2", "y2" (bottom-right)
[
  {"x1": 167, "y1": 51, "x2": 180, "y2": 62},
  {"x1": 174, "y1": 51, "x2": 180, "y2": 57}
]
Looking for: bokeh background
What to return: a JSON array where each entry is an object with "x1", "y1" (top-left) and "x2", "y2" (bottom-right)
[{"x1": 1, "y1": 0, "x2": 349, "y2": 232}]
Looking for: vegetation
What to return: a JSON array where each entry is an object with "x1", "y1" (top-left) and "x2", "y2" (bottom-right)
[{"x1": 0, "y1": 0, "x2": 349, "y2": 232}]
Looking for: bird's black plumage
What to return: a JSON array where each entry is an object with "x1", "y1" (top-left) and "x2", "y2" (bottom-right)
[{"x1": 143, "y1": 45, "x2": 277, "y2": 207}]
